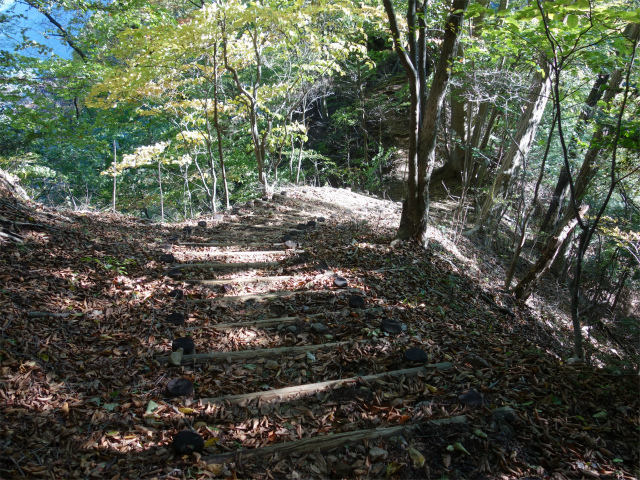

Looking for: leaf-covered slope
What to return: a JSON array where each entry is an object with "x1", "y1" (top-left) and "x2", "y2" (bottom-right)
[{"x1": 0, "y1": 187, "x2": 638, "y2": 479}]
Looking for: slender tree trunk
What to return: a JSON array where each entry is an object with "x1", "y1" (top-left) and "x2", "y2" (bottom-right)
[
  {"x1": 432, "y1": 44, "x2": 468, "y2": 184},
  {"x1": 212, "y1": 45, "x2": 230, "y2": 210},
  {"x1": 539, "y1": 73, "x2": 611, "y2": 234},
  {"x1": 158, "y1": 161, "x2": 164, "y2": 223},
  {"x1": 204, "y1": 97, "x2": 219, "y2": 213},
  {"x1": 112, "y1": 140, "x2": 117, "y2": 214},
  {"x1": 357, "y1": 61, "x2": 368, "y2": 170},
  {"x1": 468, "y1": 66, "x2": 551, "y2": 236},
  {"x1": 223, "y1": 24, "x2": 271, "y2": 195},
  {"x1": 505, "y1": 112, "x2": 556, "y2": 289},
  {"x1": 513, "y1": 205, "x2": 587, "y2": 300}
]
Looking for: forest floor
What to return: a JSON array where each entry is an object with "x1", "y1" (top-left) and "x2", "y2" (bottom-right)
[{"x1": 0, "y1": 185, "x2": 638, "y2": 480}]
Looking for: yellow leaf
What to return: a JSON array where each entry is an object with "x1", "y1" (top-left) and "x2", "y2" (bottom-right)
[
  {"x1": 205, "y1": 463, "x2": 224, "y2": 474},
  {"x1": 205, "y1": 438, "x2": 218, "y2": 447},
  {"x1": 425, "y1": 384, "x2": 438, "y2": 393},
  {"x1": 409, "y1": 447, "x2": 425, "y2": 468},
  {"x1": 386, "y1": 462, "x2": 404, "y2": 477},
  {"x1": 178, "y1": 407, "x2": 195, "y2": 414}
]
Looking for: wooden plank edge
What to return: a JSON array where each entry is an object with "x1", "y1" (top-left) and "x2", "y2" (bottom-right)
[
  {"x1": 198, "y1": 362, "x2": 455, "y2": 405},
  {"x1": 179, "y1": 242, "x2": 286, "y2": 247},
  {"x1": 183, "y1": 313, "x2": 325, "y2": 332},
  {"x1": 181, "y1": 250, "x2": 303, "y2": 257},
  {"x1": 173, "y1": 261, "x2": 280, "y2": 270},
  {"x1": 158, "y1": 340, "x2": 352, "y2": 365},
  {"x1": 186, "y1": 276, "x2": 294, "y2": 285},
  {"x1": 202, "y1": 415, "x2": 467, "y2": 464},
  {"x1": 185, "y1": 290, "x2": 323, "y2": 304}
]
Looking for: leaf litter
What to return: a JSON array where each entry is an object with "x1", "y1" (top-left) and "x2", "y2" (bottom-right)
[{"x1": 0, "y1": 187, "x2": 638, "y2": 479}]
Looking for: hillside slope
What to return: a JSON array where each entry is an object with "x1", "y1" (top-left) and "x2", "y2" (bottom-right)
[{"x1": 0, "y1": 186, "x2": 638, "y2": 479}]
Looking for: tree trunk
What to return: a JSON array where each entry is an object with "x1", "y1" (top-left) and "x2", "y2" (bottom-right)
[
  {"x1": 539, "y1": 73, "x2": 611, "y2": 234},
  {"x1": 112, "y1": 140, "x2": 117, "y2": 214},
  {"x1": 513, "y1": 205, "x2": 587, "y2": 300},
  {"x1": 468, "y1": 66, "x2": 551, "y2": 236},
  {"x1": 504, "y1": 112, "x2": 556, "y2": 290},
  {"x1": 384, "y1": 0, "x2": 470, "y2": 245},
  {"x1": 158, "y1": 161, "x2": 164, "y2": 223},
  {"x1": 213, "y1": 45, "x2": 231, "y2": 210}
]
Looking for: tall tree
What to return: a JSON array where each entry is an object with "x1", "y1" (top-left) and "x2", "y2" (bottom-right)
[
  {"x1": 383, "y1": 0, "x2": 470, "y2": 245},
  {"x1": 466, "y1": 63, "x2": 551, "y2": 237}
]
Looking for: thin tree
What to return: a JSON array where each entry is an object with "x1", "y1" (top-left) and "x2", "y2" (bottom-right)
[{"x1": 382, "y1": 0, "x2": 470, "y2": 244}]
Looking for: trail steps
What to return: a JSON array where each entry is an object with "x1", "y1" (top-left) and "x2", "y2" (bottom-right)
[{"x1": 157, "y1": 194, "x2": 467, "y2": 468}]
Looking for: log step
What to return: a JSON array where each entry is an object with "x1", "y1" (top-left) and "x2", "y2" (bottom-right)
[
  {"x1": 200, "y1": 362, "x2": 454, "y2": 405},
  {"x1": 185, "y1": 290, "x2": 319, "y2": 304},
  {"x1": 179, "y1": 242, "x2": 285, "y2": 247},
  {"x1": 172, "y1": 261, "x2": 280, "y2": 270},
  {"x1": 186, "y1": 276, "x2": 295, "y2": 286},
  {"x1": 180, "y1": 250, "x2": 302, "y2": 257},
  {"x1": 159, "y1": 340, "x2": 364, "y2": 365},
  {"x1": 203, "y1": 415, "x2": 466, "y2": 464},
  {"x1": 184, "y1": 314, "x2": 323, "y2": 331}
]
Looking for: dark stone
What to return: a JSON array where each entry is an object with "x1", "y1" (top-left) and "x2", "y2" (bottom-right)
[
  {"x1": 317, "y1": 217, "x2": 326, "y2": 222},
  {"x1": 168, "y1": 289, "x2": 184, "y2": 300},
  {"x1": 404, "y1": 347, "x2": 429, "y2": 363},
  {"x1": 166, "y1": 378, "x2": 193, "y2": 397},
  {"x1": 197, "y1": 220, "x2": 207, "y2": 228},
  {"x1": 172, "y1": 337, "x2": 196, "y2": 355},
  {"x1": 262, "y1": 196, "x2": 269, "y2": 202},
  {"x1": 307, "y1": 220, "x2": 317, "y2": 227},
  {"x1": 493, "y1": 406, "x2": 517, "y2": 424},
  {"x1": 282, "y1": 234, "x2": 293, "y2": 242},
  {"x1": 160, "y1": 254, "x2": 176, "y2": 263},
  {"x1": 458, "y1": 390, "x2": 484, "y2": 407},
  {"x1": 349, "y1": 295, "x2": 365, "y2": 308},
  {"x1": 311, "y1": 323, "x2": 328, "y2": 333},
  {"x1": 284, "y1": 240, "x2": 297, "y2": 249},
  {"x1": 296, "y1": 223, "x2": 307, "y2": 230},
  {"x1": 289, "y1": 230, "x2": 301, "y2": 237},
  {"x1": 183, "y1": 226, "x2": 193, "y2": 234},
  {"x1": 462, "y1": 353, "x2": 491, "y2": 368},
  {"x1": 245, "y1": 200, "x2": 254, "y2": 208},
  {"x1": 167, "y1": 312, "x2": 185, "y2": 326},
  {"x1": 333, "y1": 277, "x2": 348, "y2": 288},
  {"x1": 167, "y1": 269, "x2": 183, "y2": 279},
  {"x1": 284, "y1": 325, "x2": 297, "y2": 334},
  {"x1": 332, "y1": 461, "x2": 353, "y2": 479},
  {"x1": 169, "y1": 234, "x2": 181, "y2": 242},
  {"x1": 315, "y1": 262, "x2": 329, "y2": 273},
  {"x1": 280, "y1": 191, "x2": 287, "y2": 196},
  {"x1": 381, "y1": 319, "x2": 403, "y2": 334},
  {"x1": 172, "y1": 430, "x2": 204, "y2": 455}
]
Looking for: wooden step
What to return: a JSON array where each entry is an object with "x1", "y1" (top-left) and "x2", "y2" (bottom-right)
[
  {"x1": 203, "y1": 415, "x2": 467, "y2": 464},
  {"x1": 159, "y1": 340, "x2": 362, "y2": 365},
  {"x1": 186, "y1": 276, "x2": 294, "y2": 286},
  {"x1": 184, "y1": 314, "x2": 323, "y2": 331},
  {"x1": 200, "y1": 362, "x2": 454, "y2": 405},
  {"x1": 180, "y1": 250, "x2": 302, "y2": 257},
  {"x1": 172, "y1": 261, "x2": 280, "y2": 270},
  {"x1": 179, "y1": 242, "x2": 285, "y2": 247},
  {"x1": 185, "y1": 290, "x2": 326, "y2": 304}
]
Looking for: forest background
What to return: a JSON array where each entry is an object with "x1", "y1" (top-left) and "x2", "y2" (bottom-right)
[{"x1": 0, "y1": 0, "x2": 639, "y2": 367}]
